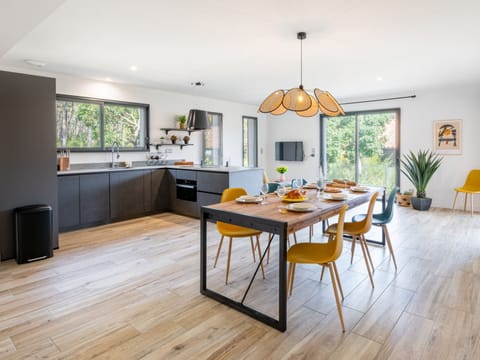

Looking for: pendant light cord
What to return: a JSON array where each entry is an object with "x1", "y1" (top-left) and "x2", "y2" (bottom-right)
[{"x1": 299, "y1": 35, "x2": 303, "y2": 88}]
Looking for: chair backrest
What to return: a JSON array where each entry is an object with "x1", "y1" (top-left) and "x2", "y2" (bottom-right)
[
  {"x1": 221, "y1": 187, "x2": 247, "y2": 202},
  {"x1": 464, "y1": 170, "x2": 480, "y2": 190},
  {"x1": 378, "y1": 187, "x2": 399, "y2": 223},
  {"x1": 322, "y1": 205, "x2": 348, "y2": 263},
  {"x1": 291, "y1": 178, "x2": 308, "y2": 188},
  {"x1": 268, "y1": 182, "x2": 280, "y2": 193},
  {"x1": 355, "y1": 192, "x2": 379, "y2": 234}
]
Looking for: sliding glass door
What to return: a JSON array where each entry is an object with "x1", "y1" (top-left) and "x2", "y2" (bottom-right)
[{"x1": 320, "y1": 109, "x2": 400, "y2": 189}]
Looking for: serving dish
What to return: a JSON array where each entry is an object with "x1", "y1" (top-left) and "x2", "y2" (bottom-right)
[
  {"x1": 286, "y1": 203, "x2": 317, "y2": 212},
  {"x1": 236, "y1": 195, "x2": 263, "y2": 203},
  {"x1": 350, "y1": 186, "x2": 369, "y2": 192},
  {"x1": 282, "y1": 195, "x2": 307, "y2": 203},
  {"x1": 323, "y1": 193, "x2": 348, "y2": 201}
]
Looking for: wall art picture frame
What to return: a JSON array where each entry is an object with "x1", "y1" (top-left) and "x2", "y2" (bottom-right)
[{"x1": 433, "y1": 119, "x2": 462, "y2": 155}]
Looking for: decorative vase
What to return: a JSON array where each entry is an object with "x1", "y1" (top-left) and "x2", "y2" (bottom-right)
[{"x1": 279, "y1": 173, "x2": 286, "y2": 182}]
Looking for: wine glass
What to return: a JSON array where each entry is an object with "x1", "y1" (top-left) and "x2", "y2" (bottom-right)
[
  {"x1": 260, "y1": 183, "x2": 269, "y2": 204},
  {"x1": 276, "y1": 184, "x2": 286, "y2": 198}
]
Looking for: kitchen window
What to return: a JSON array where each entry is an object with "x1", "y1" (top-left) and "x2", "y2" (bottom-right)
[
  {"x1": 202, "y1": 112, "x2": 223, "y2": 166},
  {"x1": 242, "y1": 116, "x2": 258, "y2": 167},
  {"x1": 56, "y1": 95, "x2": 149, "y2": 151}
]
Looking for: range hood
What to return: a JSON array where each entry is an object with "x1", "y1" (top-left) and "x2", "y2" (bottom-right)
[{"x1": 187, "y1": 109, "x2": 210, "y2": 130}]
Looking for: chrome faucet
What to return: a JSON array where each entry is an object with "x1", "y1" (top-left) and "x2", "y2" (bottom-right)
[{"x1": 111, "y1": 141, "x2": 120, "y2": 167}]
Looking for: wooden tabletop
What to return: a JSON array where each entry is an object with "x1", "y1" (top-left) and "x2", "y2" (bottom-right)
[{"x1": 203, "y1": 189, "x2": 375, "y2": 234}]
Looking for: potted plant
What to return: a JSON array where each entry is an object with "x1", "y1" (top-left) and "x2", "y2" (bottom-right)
[
  {"x1": 400, "y1": 149, "x2": 442, "y2": 210},
  {"x1": 276, "y1": 166, "x2": 288, "y2": 182},
  {"x1": 183, "y1": 135, "x2": 190, "y2": 144},
  {"x1": 177, "y1": 115, "x2": 187, "y2": 129},
  {"x1": 170, "y1": 134, "x2": 177, "y2": 144}
]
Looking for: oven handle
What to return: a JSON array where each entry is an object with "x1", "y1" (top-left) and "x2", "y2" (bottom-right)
[{"x1": 176, "y1": 184, "x2": 196, "y2": 190}]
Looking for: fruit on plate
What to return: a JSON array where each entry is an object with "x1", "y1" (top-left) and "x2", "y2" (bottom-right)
[{"x1": 284, "y1": 189, "x2": 306, "y2": 199}]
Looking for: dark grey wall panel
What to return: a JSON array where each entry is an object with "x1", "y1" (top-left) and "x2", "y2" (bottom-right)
[{"x1": 0, "y1": 71, "x2": 57, "y2": 260}]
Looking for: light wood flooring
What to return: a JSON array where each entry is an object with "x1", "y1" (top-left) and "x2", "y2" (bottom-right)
[{"x1": 1, "y1": 205, "x2": 480, "y2": 359}]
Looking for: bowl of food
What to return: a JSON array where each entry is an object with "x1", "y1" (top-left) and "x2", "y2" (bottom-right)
[{"x1": 282, "y1": 189, "x2": 307, "y2": 202}]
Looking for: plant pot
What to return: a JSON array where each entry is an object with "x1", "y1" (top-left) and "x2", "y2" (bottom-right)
[
  {"x1": 179, "y1": 123, "x2": 186, "y2": 129},
  {"x1": 411, "y1": 197, "x2": 432, "y2": 211},
  {"x1": 279, "y1": 173, "x2": 286, "y2": 182}
]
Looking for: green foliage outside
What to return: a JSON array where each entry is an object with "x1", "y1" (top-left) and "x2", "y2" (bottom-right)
[
  {"x1": 56, "y1": 100, "x2": 145, "y2": 149},
  {"x1": 325, "y1": 112, "x2": 397, "y2": 188}
]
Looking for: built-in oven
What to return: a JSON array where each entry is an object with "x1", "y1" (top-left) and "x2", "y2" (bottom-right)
[{"x1": 176, "y1": 179, "x2": 197, "y2": 202}]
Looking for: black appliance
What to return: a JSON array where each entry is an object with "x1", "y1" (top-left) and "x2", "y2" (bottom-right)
[
  {"x1": 14, "y1": 204, "x2": 53, "y2": 264},
  {"x1": 275, "y1": 141, "x2": 304, "y2": 161},
  {"x1": 176, "y1": 179, "x2": 197, "y2": 202}
]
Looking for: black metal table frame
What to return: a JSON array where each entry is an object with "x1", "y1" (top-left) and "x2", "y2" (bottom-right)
[{"x1": 200, "y1": 208, "x2": 289, "y2": 331}]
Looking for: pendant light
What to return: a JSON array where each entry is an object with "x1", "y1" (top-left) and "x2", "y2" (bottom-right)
[{"x1": 258, "y1": 32, "x2": 345, "y2": 117}]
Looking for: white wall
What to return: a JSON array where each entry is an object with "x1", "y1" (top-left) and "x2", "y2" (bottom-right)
[
  {"x1": 53, "y1": 73, "x2": 264, "y2": 166},
  {"x1": 262, "y1": 83, "x2": 480, "y2": 210}
]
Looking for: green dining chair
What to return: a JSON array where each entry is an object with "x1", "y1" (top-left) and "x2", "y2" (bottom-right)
[{"x1": 351, "y1": 187, "x2": 399, "y2": 270}]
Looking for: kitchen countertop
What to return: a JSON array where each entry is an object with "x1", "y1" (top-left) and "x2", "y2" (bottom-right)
[{"x1": 58, "y1": 165, "x2": 258, "y2": 175}]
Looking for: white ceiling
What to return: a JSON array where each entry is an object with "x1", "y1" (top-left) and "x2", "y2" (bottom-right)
[{"x1": 1, "y1": 0, "x2": 480, "y2": 106}]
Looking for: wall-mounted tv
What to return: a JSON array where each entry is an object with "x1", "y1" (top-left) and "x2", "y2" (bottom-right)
[{"x1": 275, "y1": 141, "x2": 304, "y2": 161}]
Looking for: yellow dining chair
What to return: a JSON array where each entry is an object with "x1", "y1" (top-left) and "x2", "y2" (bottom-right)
[
  {"x1": 213, "y1": 187, "x2": 265, "y2": 284},
  {"x1": 453, "y1": 170, "x2": 480, "y2": 216},
  {"x1": 325, "y1": 192, "x2": 379, "y2": 288},
  {"x1": 287, "y1": 205, "x2": 348, "y2": 332}
]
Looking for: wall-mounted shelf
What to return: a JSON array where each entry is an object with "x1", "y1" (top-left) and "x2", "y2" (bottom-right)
[
  {"x1": 160, "y1": 127, "x2": 199, "y2": 135},
  {"x1": 150, "y1": 143, "x2": 193, "y2": 150}
]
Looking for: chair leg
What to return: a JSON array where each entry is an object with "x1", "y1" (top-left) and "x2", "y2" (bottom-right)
[
  {"x1": 266, "y1": 233, "x2": 274, "y2": 264},
  {"x1": 332, "y1": 262, "x2": 344, "y2": 301},
  {"x1": 383, "y1": 224, "x2": 397, "y2": 271},
  {"x1": 328, "y1": 263, "x2": 345, "y2": 332},
  {"x1": 359, "y1": 236, "x2": 375, "y2": 288},
  {"x1": 361, "y1": 234, "x2": 375, "y2": 272},
  {"x1": 288, "y1": 263, "x2": 296, "y2": 296},
  {"x1": 464, "y1": 193, "x2": 468, "y2": 211},
  {"x1": 255, "y1": 235, "x2": 265, "y2": 279},
  {"x1": 471, "y1": 193, "x2": 474, "y2": 216},
  {"x1": 309, "y1": 224, "x2": 313, "y2": 242},
  {"x1": 287, "y1": 262, "x2": 293, "y2": 297},
  {"x1": 320, "y1": 264, "x2": 326, "y2": 281},
  {"x1": 350, "y1": 236, "x2": 356, "y2": 264},
  {"x1": 213, "y1": 235, "x2": 224, "y2": 268},
  {"x1": 293, "y1": 232, "x2": 298, "y2": 245},
  {"x1": 249, "y1": 236, "x2": 256, "y2": 263},
  {"x1": 225, "y1": 237, "x2": 233, "y2": 285},
  {"x1": 452, "y1": 191, "x2": 459, "y2": 210}
]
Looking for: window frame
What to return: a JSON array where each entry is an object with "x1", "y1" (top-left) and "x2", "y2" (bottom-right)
[
  {"x1": 242, "y1": 115, "x2": 258, "y2": 168},
  {"x1": 320, "y1": 108, "x2": 401, "y2": 188},
  {"x1": 202, "y1": 111, "x2": 223, "y2": 166},
  {"x1": 56, "y1": 94, "x2": 150, "y2": 152}
]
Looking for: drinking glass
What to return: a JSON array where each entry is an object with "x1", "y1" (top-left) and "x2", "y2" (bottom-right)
[
  {"x1": 260, "y1": 183, "x2": 269, "y2": 204},
  {"x1": 276, "y1": 185, "x2": 286, "y2": 198}
]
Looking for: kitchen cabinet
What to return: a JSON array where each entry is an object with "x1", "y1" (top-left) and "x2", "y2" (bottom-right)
[
  {"x1": 110, "y1": 170, "x2": 148, "y2": 220},
  {"x1": 80, "y1": 173, "x2": 110, "y2": 226},
  {"x1": 151, "y1": 169, "x2": 169, "y2": 211},
  {"x1": 58, "y1": 175, "x2": 80, "y2": 231}
]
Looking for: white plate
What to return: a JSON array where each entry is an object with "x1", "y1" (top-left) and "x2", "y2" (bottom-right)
[
  {"x1": 323, "y1": 193, "x2": 348, "y2": 201},
  {"x1": 236, "y1": 195, "x2": 263, "y2": 203},
  {"x1": 351, "y1": 186, "x2": 369, "y2": 192},
  {"x1": 286, "y1": 203, "x2": 317, "y2": 212}
]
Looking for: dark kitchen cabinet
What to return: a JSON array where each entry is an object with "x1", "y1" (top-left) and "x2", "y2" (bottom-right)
[
  {"x1": 58, "y1": 175, "x2": 80, "y2": 231},
  {"x1": 110, "y1": 170, "x2": 148, "y2": 220},
  {"x1": 151, "y1": 169, "x2": 169, "y2": 211},
  {"x1": 80, "y1": 173, "x2": 110, "y2": 226}
]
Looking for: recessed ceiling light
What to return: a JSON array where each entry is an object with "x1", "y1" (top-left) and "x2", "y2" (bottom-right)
[
  {"x1": 376, "y1": 76, "x2": 383, "y2": 81},
  {"x1": 190, "y1": 81, "x2": 205, "y2": 87},
  {"x1": 130, "y1": 65, "x2": 137, "y2": 72},
  {"x1": 24, "y1": 59, "x2": 46, "y2": 68}
]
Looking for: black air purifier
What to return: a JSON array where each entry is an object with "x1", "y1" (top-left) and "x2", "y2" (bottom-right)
[{"x1": 14, "y1": 205, "x2": 53, "y2": 264}]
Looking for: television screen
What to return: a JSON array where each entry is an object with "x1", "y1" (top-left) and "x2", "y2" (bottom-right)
[{"x1": 275, "y1": 141, "x2": 304, "y2": 161}]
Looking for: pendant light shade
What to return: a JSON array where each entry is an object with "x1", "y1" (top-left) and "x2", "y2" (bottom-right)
[
  {"x1": 187, "y1": 109, "x2": 210, "y2": 130},
  {"x1": 258, "y1": 32, "x2": 345, "y2": 117}
]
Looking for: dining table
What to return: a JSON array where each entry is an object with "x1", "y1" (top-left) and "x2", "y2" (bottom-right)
[{"x1": 200, "y1": 188, "x2": 377, "y2": 332}]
